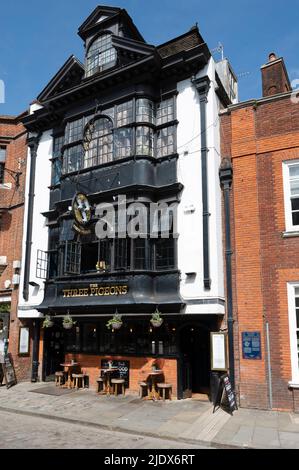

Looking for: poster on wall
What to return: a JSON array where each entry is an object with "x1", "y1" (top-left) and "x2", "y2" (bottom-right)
[
  {"x1": 18, "y1": 327, "x2": 30, "y2": 356},
  {"x1": 210, "y1": 332, "x2": 228, "y2": 371}
]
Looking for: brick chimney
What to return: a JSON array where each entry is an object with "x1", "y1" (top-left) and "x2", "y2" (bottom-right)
[{"x1": 261, "y1": 52, "x2": 291, "y2": 97}]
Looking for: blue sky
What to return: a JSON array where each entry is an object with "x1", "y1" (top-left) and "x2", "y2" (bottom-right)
[{"x1": 0, "y1": 0, "x2": 298, "y2": 115}]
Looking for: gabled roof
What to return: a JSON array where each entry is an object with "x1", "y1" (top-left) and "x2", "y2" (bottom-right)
[
  {"x1": 37, "y1": 56, "x2": 85, "y2": 102},
  {"x1": 78, "y1": 5, "x2": 121, "y2": 33},
  {"x1": 78, "y1": 5, "x2": 145, "y2": 42}
]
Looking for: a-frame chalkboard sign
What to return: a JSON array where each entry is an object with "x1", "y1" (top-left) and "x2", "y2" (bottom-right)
[
  {"x1": 0, "y1": 353, "x2": 17, "y2": 389},
  {"x1": 213, "y1": 374, "x2": 238, "y2": 415}
]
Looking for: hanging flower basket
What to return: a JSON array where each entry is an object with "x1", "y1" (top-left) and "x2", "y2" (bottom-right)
[
  {"x1": 150, "y1": 309, "x2": 163, "y2": 328},
  {"x1": 106, "y1": 313, "x2": 123, "y2": 330},
  {"x1": 111, "y1": 321, "x2": 123, "y2": 330},
  {"x1": 62, "y1": 314, "x2": 76, "y2": 330},
  {"x1": 42, "y1": 315, "x2": 54, "y2": 328}
]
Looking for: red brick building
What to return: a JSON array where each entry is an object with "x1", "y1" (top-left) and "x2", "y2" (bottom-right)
[
  {"x1": 220, "y1": 53, "x2": 299, "y2": 411},
  {"x1": 0, "y1": 113, "x2": 32, "y2": 381}
]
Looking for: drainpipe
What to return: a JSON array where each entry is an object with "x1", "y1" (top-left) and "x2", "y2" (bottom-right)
[
  {"x1": 23, "y1": 132, "x2": 42, "y2": 301},
  {"x1": 31, "y1": 319, "x2": 40, "y2": 382},
  {"x1": 192, "y1": 76, "x2": 211, "y2": 290},
  {"x1": 219, "y1": 157, "x2": 235, "y2": 389}
]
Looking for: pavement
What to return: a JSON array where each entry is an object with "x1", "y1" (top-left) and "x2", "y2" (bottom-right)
[{"x1": 0, "y1": 382, "x2": 299, "y2": 449}]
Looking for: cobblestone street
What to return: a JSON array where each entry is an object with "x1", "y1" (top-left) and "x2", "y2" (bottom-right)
[{"x1": 0, "y1": 409, "x2": 209, "y2": 449}]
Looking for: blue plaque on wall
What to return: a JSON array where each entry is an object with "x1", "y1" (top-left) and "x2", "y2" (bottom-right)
[{"x1": 242, "y1": 332, "x2": 261, "y2": 359}]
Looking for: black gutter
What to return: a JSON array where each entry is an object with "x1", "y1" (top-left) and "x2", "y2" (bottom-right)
[
  {"x1": 192, "y1": 76, "x2": 211, "y2": 290},
  {"x1": 219, "y1": 158, "x2": 235, "y2": 390},
  {"x1": 23, "y1": 133, "x2": 42, "y2": 301}
]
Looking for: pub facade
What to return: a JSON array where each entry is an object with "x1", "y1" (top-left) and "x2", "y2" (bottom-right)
[{"x1": 18, "y1": 6, "x2": 237, "y2": 398}]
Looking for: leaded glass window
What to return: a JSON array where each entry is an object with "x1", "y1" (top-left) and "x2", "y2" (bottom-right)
[
  {"x1": 156, "y1": 126, "x2": 175, "y2": 157},
  {"x1": 156, "y1": 98, "x2": 174, "y2": 126},
  {"x1": 116, "y1": 101, "x2": 133, "y2": 127},
  {"x1": 51, "y1": 135, "x2": 64, "y2": 185},
  {"x1": 136, "y1": 99, "x2": 154, "y2": 124},
  {"x1": 84, "y1": 118, "x2": 113, "y2": 167},
  {"x1": 63, "y1": 145, "x2": 83, "y2": 173},
  {"x1": 66, "y1": 118, "x2": 84, "y2": 144},
  {"x1": 136, "y1": 126, "x2": 154, "y2": 156},
  {"x1": 114, "y1": 128, "x2": 133, "y2": 159},
  {"x1": 86, "y1": 34, "x2": 117, "y2": 78}
]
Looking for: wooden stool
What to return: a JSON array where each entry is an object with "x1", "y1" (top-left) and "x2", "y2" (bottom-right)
[
  {"x1": 72, "y1": 373, "x2": 85, "y2": 389},
  {"x1": 139, "y1": 381, "x2": 149, "y2": 398},
  {"x1": 55, "y1": 371, "x2": 65, "y2": 387},
  {"x1": 111, "y1": 378, "x2": 125, "y2": 396},
  {"x1": 96, "y1": 377, "x2": 104, "y2": 393},
  {"x1": 157, "y1": 383, "x2": 172, "y2": 401}
]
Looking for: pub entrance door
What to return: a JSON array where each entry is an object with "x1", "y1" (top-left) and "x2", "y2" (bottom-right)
[
  {"x1": 43, "y1": 325, "x2": 65, "y2": 381},
  {"x1": 179, "y1": 323, "x2": 210, "y2": 398}
]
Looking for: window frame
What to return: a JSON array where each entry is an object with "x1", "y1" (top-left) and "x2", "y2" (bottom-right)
[
  {"x1": 287, "y1": 283, "x2": 299, "y2": 385},
  {"x1": 0, "y1": 146, "x2": 6, "y2": 184},
  {"x1": 283, "y1": 160, "x2": 299, "y2": 232}
]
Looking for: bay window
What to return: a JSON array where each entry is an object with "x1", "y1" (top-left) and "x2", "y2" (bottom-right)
[{"x1": 61, "y1": 96, "x2": 177, "y2": 174}]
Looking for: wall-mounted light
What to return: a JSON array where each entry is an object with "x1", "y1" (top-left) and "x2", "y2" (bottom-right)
[{"x1": 29, "y1": 281, "x2": 39, "y2": 287}]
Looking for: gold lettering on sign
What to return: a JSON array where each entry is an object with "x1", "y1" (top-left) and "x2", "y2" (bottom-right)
[{"x1": 62, "y1": 285, "x2": 129, "y2": 298}]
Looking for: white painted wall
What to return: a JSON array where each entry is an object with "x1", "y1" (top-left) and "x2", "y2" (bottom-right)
[
  {"x1": 176, "y1": 57, "x2": 225, "y2": 314},
  {"x1": 18, "y1": 128, "x2": 52, "y2": 319}
]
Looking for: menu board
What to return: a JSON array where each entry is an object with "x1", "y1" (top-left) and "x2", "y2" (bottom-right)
[
  {"x1": 211, "y1": 332, "x2": 227, "y2": 371},
  {"x1": 1, "y1": 353, "x2": 17, "y2": 389},
  {"x1": 101, "y1": 359, "x2": 130, "y2": 388},
  {"x1": 213, "y1": 373, "x2": 237, "y2": 415}
]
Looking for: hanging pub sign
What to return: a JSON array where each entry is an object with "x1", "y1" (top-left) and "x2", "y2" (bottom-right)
[
  {"x1": 72, "y1": 193, "x2": 92, "y2": 234},
  {"x1": 242, "y1": 331, "x2": 262, "y2": 359},
  {"x1": 210, "y1": 332, "x2": 228, "y2": 371},
  {"x1": 213, "y1": 373, "x2": 238, "y2": 415}
]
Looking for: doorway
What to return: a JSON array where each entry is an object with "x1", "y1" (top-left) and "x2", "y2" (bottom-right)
[
  {"x1": 179, "y1": 323, "x2": 210, "y2": 398},
  {"x1": 43, "y1": 325, "x2": 65, "y2": 381}
]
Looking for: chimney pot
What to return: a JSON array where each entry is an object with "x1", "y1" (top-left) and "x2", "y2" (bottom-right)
[{"x1": 268, "y1": 52, "x2": 277, "y2": 62}]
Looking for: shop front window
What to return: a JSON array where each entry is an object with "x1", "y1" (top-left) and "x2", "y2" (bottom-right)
[{"x1": 66, "y1": 319, "x2": 178, "y2": 357}]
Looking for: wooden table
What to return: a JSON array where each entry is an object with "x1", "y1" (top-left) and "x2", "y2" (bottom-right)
[
  {"x1": 147, "y1": 370, "x2": 163, "y2": 400},
  {"x1": 101, "y1": 367, "x2": 119, "y2": 395},
  {"x1": 60, "y1": 362, "x2": 79, "y2": 389}
]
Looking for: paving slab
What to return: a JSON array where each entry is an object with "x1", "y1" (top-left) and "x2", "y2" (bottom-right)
[
  {"x1": 279, "y1": 431, "x2": 299, "y2": 449},
  {"x1": 252, "y1": 426, "x2": 280, "y2": 448}
]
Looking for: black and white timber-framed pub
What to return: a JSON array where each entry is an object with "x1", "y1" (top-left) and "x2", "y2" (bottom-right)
[{"x1": 18, "y1": 5, "x2": 238, "y2": 398}]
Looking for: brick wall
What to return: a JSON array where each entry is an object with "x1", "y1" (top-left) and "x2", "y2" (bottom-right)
[
  {"x1": 0, "y1": 114, "x2": 32, "y2": 381},
  {"x1": 65, "y1": 353, "x2": 178, "y2": 396},
  {"x1": 220, "y1": 95, "x2": 299, "y2": 411}
]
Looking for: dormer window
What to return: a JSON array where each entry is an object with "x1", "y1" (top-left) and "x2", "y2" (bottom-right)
[{"x1": 86, "y1": 33, "x2": 117, "y2": 77}]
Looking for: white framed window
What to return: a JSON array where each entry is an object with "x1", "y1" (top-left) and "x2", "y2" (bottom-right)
[
  {"x1": 283, "y1": 160, "x2": 299, "y2": 232},
  {"x1": 287, "y1": 283, "x2": 299, "y2": 386}
]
